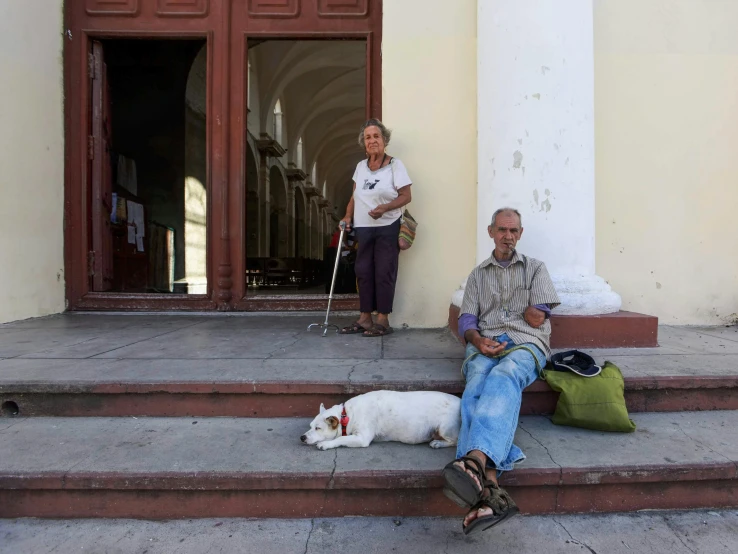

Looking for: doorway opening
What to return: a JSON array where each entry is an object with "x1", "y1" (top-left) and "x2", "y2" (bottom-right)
[
  {"x1": 88, "y1": 38, "x2": 208, "y2": 295},
  {"x1": 244, "y1": 40, "x2": 365, "y2": 297}
]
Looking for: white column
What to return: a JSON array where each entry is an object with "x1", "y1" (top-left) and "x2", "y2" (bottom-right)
[{"x1": 469, "y1": 0, "x2": 620, "y2": 315}]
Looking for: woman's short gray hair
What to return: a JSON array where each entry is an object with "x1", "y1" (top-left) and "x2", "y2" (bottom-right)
[{"x1": 358, "y1": 119, "x2": 392, "y2": 149}]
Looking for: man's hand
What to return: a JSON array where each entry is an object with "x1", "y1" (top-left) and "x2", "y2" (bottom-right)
[
  {"x1": 368, "y1": 204, "x2": 388, "y2": 220},
  {"x1": 524, "y1": 306, "x2": 546, "y2": 328},
  {"x1": 339, "y1": 216, "x2": 352, "y2": 232},
  {"x1": 472, "y1": 336, "x2": 508, "y2": 357}
]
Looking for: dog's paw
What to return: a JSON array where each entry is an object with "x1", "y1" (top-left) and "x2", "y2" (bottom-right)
[
  {"x1": 316, "y1": 442, "x2": 334, "y2": 451},
  {"x1": 429, "y1": 440, "x2": 453, "y2": 449}
]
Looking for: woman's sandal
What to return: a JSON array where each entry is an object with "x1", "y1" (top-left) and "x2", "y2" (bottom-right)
[
  {"x1": 462, "y1": 481, "x2": 520, "y2": 536},
  {"x1": 362, "y1": 324, "x2": 394, "y2": 337},
  {"x1": 339, "y1": 322, "x2": 368, "y2": 334},
  {"x1": 442, "y1": 456, "x2": 487, "y2": 508}
]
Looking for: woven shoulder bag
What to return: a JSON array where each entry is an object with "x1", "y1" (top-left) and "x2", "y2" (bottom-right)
[
  {"x1": 398, "y1": 209, "x2": 418, "y2": 250},
  {"x1": 390, "y1": 159, "x2": 418, "y2": 250}
]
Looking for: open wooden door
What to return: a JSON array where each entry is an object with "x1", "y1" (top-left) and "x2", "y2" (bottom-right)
[{"x1": 89, "y1": 40, "x2": 114, "y2": 291}]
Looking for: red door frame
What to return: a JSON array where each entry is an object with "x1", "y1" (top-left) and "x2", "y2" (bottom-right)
[{"x1": 64, "y1": 0, "x2": 381, "y2": 311}]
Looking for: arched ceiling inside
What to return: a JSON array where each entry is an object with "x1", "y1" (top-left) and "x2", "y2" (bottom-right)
[{"x1": 248, "y1": 40, "x2": 366, "y2": 213}]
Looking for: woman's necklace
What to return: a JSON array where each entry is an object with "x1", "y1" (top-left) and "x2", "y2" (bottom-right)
[{"x1": 368, "y1": 153, "x2": 387, "y2": 172}]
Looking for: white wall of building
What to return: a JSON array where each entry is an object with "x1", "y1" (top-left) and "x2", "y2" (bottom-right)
[
  {"x1": 594, "y1": 0, "x2": 738, "y2": 324},
  {"x1": 0, "y1": 0, "x2": 66, "y2": 323},
  {"x1": 383, "y1": 0, "x2": 478, "y2": 327}
]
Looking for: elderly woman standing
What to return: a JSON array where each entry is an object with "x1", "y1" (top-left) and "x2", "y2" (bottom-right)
[{"x1": 339, "y1": 119, "x2": 412, "y2": 337}]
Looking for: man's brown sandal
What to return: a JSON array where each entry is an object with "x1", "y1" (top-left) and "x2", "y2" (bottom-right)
[
  {"x1": 442, "y1": 456, "x2": 487, "y2": 508},
  {"x1": 462, "y1": 481, "x2": 519, "y2": 535}
]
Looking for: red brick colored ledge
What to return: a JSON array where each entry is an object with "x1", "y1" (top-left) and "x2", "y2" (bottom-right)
[
  {"x1": 2, "y1": 462, "x2": 735, "y2": 491},
  {"x1": 0, "y1": 462, "x2": 736, "y2": 519},
  {"x1": 2, "y1": 375, "x2": 738, "y2": 417},
  {"x1": 4, "y1": 375, "x2": 737, "y2": 395},
  {"x1": 449, "y1": 305, "x2": 659, "y2": 348}
]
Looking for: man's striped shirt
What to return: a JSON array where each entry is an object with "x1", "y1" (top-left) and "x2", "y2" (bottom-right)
[{"x1": 460, "y1": 250, "x2": 561, "y2": 357}]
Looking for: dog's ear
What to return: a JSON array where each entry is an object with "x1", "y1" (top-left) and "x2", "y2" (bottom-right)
[
  {"x1": 319, "y1": 403, "x2": 326, "y2": 414},
  {"x1": 326, "y1": 416, "x2": 339, "y2": 430}
]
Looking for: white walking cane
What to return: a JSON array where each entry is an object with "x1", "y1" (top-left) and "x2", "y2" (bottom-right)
[{"x1": 308, "y1": 221, "x2": 347, "y2": 337}]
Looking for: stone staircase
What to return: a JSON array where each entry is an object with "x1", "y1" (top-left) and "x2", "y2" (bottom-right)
[{"x1": 1, "y1": 314, "x2": 737, "y2": 519}]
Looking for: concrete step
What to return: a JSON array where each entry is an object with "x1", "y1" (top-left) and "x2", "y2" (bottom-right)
[
  {"x1": 1, "y1": 356, "x2": 737, "y2": 418},
  {"x1": 3, "y1": 317, "x2": 738, "y2": 418},
  {"x1": 3, "y1": 316, "x2": 738, "y2": 417},
  {"x1": 1, "y1": 411, "x2": 737, "y2": 519},
  {"x1": 3, "y1": 510, "x2": 738, "y2": 553}
]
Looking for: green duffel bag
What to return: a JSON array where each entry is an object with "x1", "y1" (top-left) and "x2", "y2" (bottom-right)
[{"x1": 543, "y1": 359, "x2": 636, "y2": 433}]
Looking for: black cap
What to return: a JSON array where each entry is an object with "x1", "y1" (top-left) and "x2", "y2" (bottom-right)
[{"x1": 550, "y1": 350, "x2": 602, "y2": 377}]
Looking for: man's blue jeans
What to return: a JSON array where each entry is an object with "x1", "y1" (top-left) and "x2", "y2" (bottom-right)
[{"x1": 456, "y1": 334, "x2": 546, "y2": 473}]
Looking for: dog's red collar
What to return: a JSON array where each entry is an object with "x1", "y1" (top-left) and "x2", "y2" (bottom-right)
[{"x1": 340, "y1": 405, "x2": 349, "y2": 436}]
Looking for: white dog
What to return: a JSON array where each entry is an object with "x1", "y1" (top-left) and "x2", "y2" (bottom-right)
[{"x1": 300, "y1": 390, "x2": 461, "y2": 450}]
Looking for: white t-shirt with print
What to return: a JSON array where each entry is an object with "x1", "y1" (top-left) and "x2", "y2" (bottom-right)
[{"x1": 352, "y1": 158, "x2": 412, "y2": 228}]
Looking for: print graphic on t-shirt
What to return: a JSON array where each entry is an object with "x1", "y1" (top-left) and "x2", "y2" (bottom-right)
[{"x1": 363, "y1": 178, "x2": 380, "y2": 190}]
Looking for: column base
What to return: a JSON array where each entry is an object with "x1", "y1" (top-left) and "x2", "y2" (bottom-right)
[{"x1": 550, "y1": 273, "x2": 621, "y2": 316}]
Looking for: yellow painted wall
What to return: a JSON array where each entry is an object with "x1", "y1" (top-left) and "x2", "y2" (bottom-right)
[
  {"x1": 594, "y1": 0, "x2": 738, "y2": 325},
  {"x1": 0, "y1": 0, "x2": 66, "y2": 323},
  {"x1": 382, "y1": 0, "x2": 477, "y2": 327}
]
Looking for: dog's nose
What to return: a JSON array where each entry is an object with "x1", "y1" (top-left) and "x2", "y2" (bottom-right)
[{"x1": 300, "y1": 435, "x2": 307, "y2": 443}]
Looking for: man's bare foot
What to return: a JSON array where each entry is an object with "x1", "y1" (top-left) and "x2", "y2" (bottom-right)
[
  {"x1": 452, "y1": 451, "x2": 487, "y2": 494},
  {"x1": 458, "y1": 456, "x2": 499, "y2": 528},
  {"x1": 463, "y1": 503, "x2": 494, "y2": 528},
  {"x1": 462, "y1": 466, "x2": 520, "y2": 533}
]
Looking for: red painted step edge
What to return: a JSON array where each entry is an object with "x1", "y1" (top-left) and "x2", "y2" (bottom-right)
[
  {"x1": 6, "y1": 375, "x2": 736, "y2": 395},
  {"x1": 2, "y1": 375, "x2": 738, "y2": 417},
  {"x1": 0, "y1": 462, "x2": 736, "y2": 519}
]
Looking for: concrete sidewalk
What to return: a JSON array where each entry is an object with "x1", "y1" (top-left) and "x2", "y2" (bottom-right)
[
  {"x1": 1, "y1": 313, "x2": 737, "y2": 374},
  {"x1": 3, "y1": 510, "x2": 738, "y2": 553}
]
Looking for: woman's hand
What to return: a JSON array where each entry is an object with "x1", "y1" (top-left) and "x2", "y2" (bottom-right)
[
  {"x1": 340, "y1": 216, "x2": 352, "y2": 232},
  {"x1": 368, "y1": 204, "x2": 388, "y2": 220}
]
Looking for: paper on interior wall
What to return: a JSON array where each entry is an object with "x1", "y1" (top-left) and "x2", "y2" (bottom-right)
[
  {"x1": 126, "y1": 200, "x2": 137, "y2": 234},
  {"x1": 127, "y1": 224, "x2": 136, "y2": 244},
  {"x1": 126, "y1": 201, "x2": 146, "y2": 240}
]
